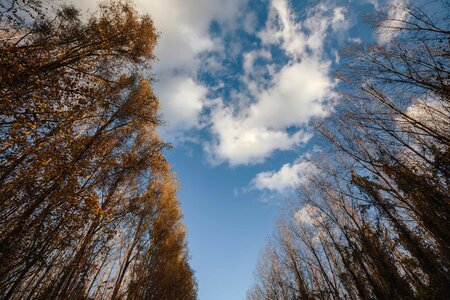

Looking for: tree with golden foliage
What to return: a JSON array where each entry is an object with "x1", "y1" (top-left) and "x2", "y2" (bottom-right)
[{"x1": 0, "y1": 1, "x2": 196, "y2": 299}]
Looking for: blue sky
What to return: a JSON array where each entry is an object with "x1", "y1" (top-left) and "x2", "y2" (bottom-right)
[{"x1": 73, "y1": 0, "x2": 400, "y2": 298}]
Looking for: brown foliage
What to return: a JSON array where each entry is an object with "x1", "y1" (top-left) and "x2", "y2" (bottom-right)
[{"x1": 0, "y1": 1, "x2": 196, "y2": 299}]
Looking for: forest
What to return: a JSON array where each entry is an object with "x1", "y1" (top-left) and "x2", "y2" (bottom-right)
[
  {"x1": 0, "y1": 0, "x2": 449, "y2": 299},
  {"x1": 248, "y1": 2, "x2": 450, "y2": 299},
  {"x1": 0, "y1": 1, "x2": 196, "y2": 299}
]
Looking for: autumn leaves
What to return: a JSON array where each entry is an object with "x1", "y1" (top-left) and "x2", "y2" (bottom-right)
[{"x1": 0, "y1": 1, "x2": 196, "y2": 299}]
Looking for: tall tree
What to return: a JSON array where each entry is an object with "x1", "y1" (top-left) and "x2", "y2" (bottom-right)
[
  {"x1": 249, "y1": 1, "x2": 449, "y2": 299},
  {"x1": 0, "y1": 1, "x2": 196, "y2": 299}
]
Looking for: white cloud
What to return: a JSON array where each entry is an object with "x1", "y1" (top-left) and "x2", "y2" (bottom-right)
[
  {"x1": 294, "y1": 204, "x2": 322, "y2": 225},
  {"x1": 242, "y1": 50, "x2": 272, "y2": 77},
  {"x1": 246, "y1": 60, "x2": 332, "y2": 129},
  {"x1": 401, "y1": 97, "x2": 448, "y2": 130},
  {"x1": 156, "y1": 76, "x2": 207, "y2": 131},
  {"x1": 258, "y1": 0, "x2": 306, "y2": 58},
  {"x1": 377, "y1": 0, "x2": 409, "y2": 44},
  {"x1": 251, "y1": 157, "x2": 318, "y2": 192},
  {"x1": 243, "y1": 11, "x2": 258, "y2": 34},
  {"x1": 140, "y1": 0, "x2": 218, "y2": 74},
  {"x1": 331, "y1": 7, "x2": 350, "y2": 33},
  {"x1": 137, "y1": 0, "x2": 245, "y2": 135},
  {"x1": 396, "y1": 97, "x2": 449, "y2": 172},
  {"x1": 206, "y1": 0, "x2": 344, "y2": 165}
]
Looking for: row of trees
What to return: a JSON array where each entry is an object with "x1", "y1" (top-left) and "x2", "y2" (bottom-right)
[
  {"x1": 0, "y1": 1, "x2": 196, "y2": 299},
  {"x1": 249, "y1": 2, "x2": 449, "y2": 299}
]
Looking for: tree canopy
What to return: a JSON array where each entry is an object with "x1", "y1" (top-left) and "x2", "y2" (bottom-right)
[{"x1": 0, "y1": 1, "x2": 197, "y2": 299}]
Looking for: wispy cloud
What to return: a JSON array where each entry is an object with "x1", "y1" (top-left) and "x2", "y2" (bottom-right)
[
  {"x1": 139, "y1": 0, "x2": 245, "y2": 137},
  {"x1": 70, "y1": 0, "x2": 350, "y2": 167},
  {"x1": 206, "y1": 0, "x2": 346, "y2": 165},
  {"x1": 377, "y1": 0, "x2": 409, "y2": 44}
]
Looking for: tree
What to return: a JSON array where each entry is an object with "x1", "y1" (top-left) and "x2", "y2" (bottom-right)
[
  {"x1": 249, "y1": 1, "x2": 449, "y2": 299},
  {"x1": 0, "y1": 1, "x2": 196, "y2": 299}
]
